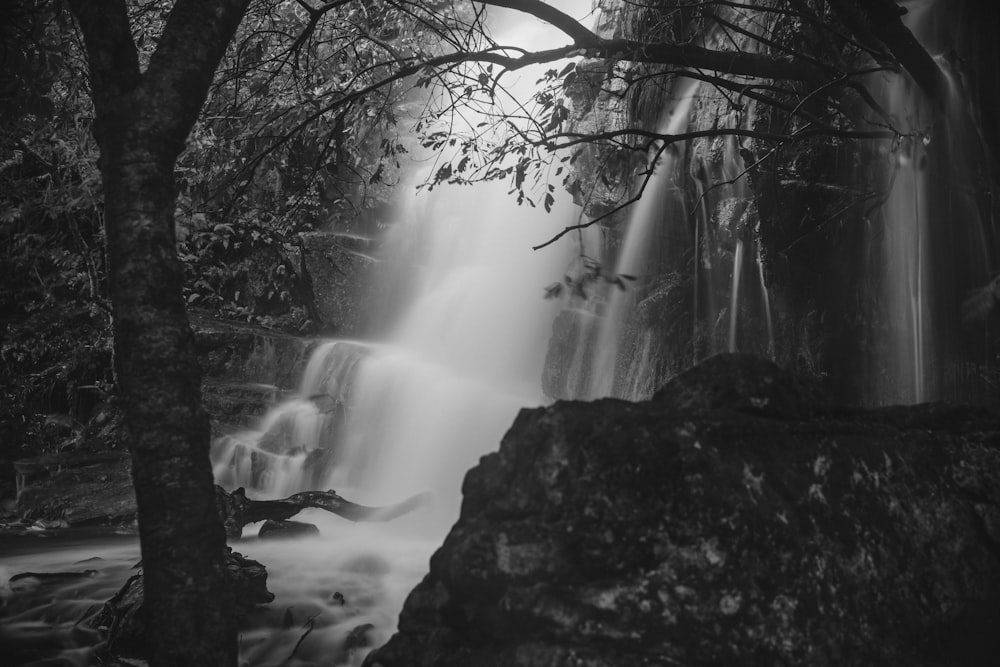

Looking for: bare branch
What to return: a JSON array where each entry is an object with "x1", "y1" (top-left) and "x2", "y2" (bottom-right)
[
  {"x1": 827, "y1": 0, "x2": 949, "y2": 106},
  {"x1": 476, "y1": 0, "x2": 599, "y2": 44}
]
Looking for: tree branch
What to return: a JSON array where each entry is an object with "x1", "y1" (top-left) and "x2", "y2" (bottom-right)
[
  {"x1": 476, "y1": 0, "x2": 599, "y2": 44},
  {"x1": 828, "y1": 0, "x2": 949, "y2": 106},
  {"x1": 215, "y1": 485, "x2": 430, "y2": 539},
  {"x1": 140, "y1": 0, "x2": 252, "y2": 157},
  {"x1": 65, "y1": 0, "x2": 141, "y2": 134}
]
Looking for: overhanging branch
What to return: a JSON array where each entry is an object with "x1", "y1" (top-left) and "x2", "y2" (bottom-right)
[
  {"x1": 476, "y1": 0, "x2": 599, "y2": 44},
  {"x1": 827, "y1": 0, "x2": 949, "y2": 106}
]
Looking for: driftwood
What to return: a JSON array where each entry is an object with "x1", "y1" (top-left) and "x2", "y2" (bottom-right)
[{"x1": 214, "y1": 485, "x2": 430, "y2": 538}]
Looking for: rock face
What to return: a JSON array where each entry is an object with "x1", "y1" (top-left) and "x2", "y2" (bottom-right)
[
  {"x1": 192, "y1": 314, "x2": 315, "y2": 389},
  {"x1": 365, "y1": 354, "x2": 1000, "y2": 667},
  {"x1": 300, "y1": 231, "x2": 380, "y2": 336}
]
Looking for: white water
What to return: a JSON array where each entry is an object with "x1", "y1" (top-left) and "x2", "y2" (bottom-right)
[
  {"x1": 874, "y1": 1, "x2": 936, "y2": 404},
  {"x1": 586, "y1": 78, "x2": 700, "y2": 399},
  {"x1": 728, "y1": 238, "x2": 745, "y2": 353},
  {"x1": 203, "y1": 177, "x2": 576, "y2": 666},
  {"x1": 205, "y1": 4, "x2": 584, "y2": 664}
]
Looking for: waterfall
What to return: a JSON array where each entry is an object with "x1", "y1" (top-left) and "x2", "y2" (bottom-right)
[
  {"x1": 869, "y1": 0, "x2": 997, "y2": 404},
  {"x1": 213, "y1": 178, "x2": 573, "y2": 513},
  {"x1": 874, "y1": 0, "x2": 934, "y2": 403},
  {"x1": 206, "y1": 4, "x2": 585, "y2": 664},
  {"x1": 879, "y1": 68, "x2": 931, "y2": 404},
  {"x1": 586, "y1": 78, "x2": 700, "y2": 400},
  {"x1": 728, "y1": 239, "x2": 745, "y2": 353},
  {"x1": 208, "y1": 172, "x2": 575, "y2": 667}
]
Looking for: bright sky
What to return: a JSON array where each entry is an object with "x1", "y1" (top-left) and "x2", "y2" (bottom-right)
[{"x1": 486, "y1": 0, "x2": 596, "y2": 50}]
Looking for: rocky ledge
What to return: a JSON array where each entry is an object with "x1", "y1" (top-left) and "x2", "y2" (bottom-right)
[{"x1": 366, "y1": 354, "x2": 1000, "y2": 667}]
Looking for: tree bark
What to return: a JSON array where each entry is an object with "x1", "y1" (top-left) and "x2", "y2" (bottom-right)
[
  {"x1": 67, "y1": 1, "x2": 250, "y2": 665},
  {"x1": 215, "y1": 486, "x2": 431, "y2": 538},
  {"x1": 828, "y1": 0, "x2": 949, "y2": 106}
]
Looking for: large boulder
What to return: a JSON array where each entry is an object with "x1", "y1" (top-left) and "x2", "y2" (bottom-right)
[{"x1": 365, "y1": 353, "x2": 1000, "y2": 667}]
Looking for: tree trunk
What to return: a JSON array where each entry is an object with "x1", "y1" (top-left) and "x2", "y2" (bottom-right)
[
  {"x1": 67, "y1": 2, "x2": 250, "y2": 665},
  {"x1": 102, "y1": 137, "x2": 236, "y2": 666}
]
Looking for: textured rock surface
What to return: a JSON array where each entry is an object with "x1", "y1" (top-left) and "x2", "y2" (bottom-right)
[
  {"x1": 192, "y1": 314, "x2": 315, "y2": 389},
  {"x1": 15, "y1": 453, "x2": 135, "y2": 526},
  {"x1": 366, "y1": 354, "x2": 1000, "y2": 667},
  {"x1": 301, "y1": 231, "x2": 380, "y2": 336}
]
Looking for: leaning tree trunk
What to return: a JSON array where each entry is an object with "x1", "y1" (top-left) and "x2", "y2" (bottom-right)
[{"x1": 67, "y1": 1, "x2": 250, "y2": 665}]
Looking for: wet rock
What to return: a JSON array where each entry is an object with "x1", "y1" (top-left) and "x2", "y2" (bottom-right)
[
  {"x1": 345, "y1": 622, "x2": 376, "y2": 651},
  {"x1": 91, "y1": 548, "x2": 273, "y2": 659},
  {"x1": 191, "y1": 314, "x2": 315, "y2": 389},
  {"x1": 203, "y1": 380, "x2": 293, "y2": 432},
  {"x1": 258, "y1": 519, "x2": 320, "y2": 539},
  {"x1": 15, "y1": 453, "x2": 135, "y2": 527},
  {"x1": 651, "y1": 352, "x2": 827, "y2": 419},
  {"x1": 365, "y1": 353, "x2": 1000, "y2": 667},
  {"x1": 300, "y1": 232, "x2": 379, "y2": 336}
]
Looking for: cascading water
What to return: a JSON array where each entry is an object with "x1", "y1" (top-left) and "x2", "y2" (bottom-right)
[
  {"x1": 586, "y1": 78, "x2": 699, "y2": 400},
  {"x1": 207, "y1": 174, "x2": 574, "y2": 664},
  {"x1": 879, "y1": 71, "x2": 931, "y2": 404},
  {"x1": 213, "y1": 179, "x2": 573, "y2": 513},
  {"x1": 728, "y1": 238, "x2": 745, "y2": 353},
  {"x1": 868, "y1": 0, "x2": 996, "y2": 404},
  {"x1": 204, "y1": 6, "x2": 583, "y2": 665}
]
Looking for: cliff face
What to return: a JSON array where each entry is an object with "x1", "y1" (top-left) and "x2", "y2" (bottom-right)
[
  {"x1": 546, "y1": 0, "x2": 1000, "y2": 405},
  {"x1": 366, "y1": 354, "x2": 1000, "y2": 666}
]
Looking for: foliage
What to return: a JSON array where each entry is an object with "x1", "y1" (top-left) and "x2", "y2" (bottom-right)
[
  {"x1": 1, "y1": 1, "x2": 480, "y2": 336},
  {"x1": 0, "y1": 1, "x2": 104, "y2": 320},
  {"x1": 544, "y1": 254, "x2": 636, "y2": 301}
]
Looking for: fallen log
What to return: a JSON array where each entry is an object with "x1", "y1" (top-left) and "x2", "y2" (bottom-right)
[{"x1": 215, "y1": 485, "x2": 430, "y2": 539}]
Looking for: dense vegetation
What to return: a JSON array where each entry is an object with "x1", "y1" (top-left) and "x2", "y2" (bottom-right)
[{"x1": 0, "y1": 0, "x2": 443, "y2": 474}]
